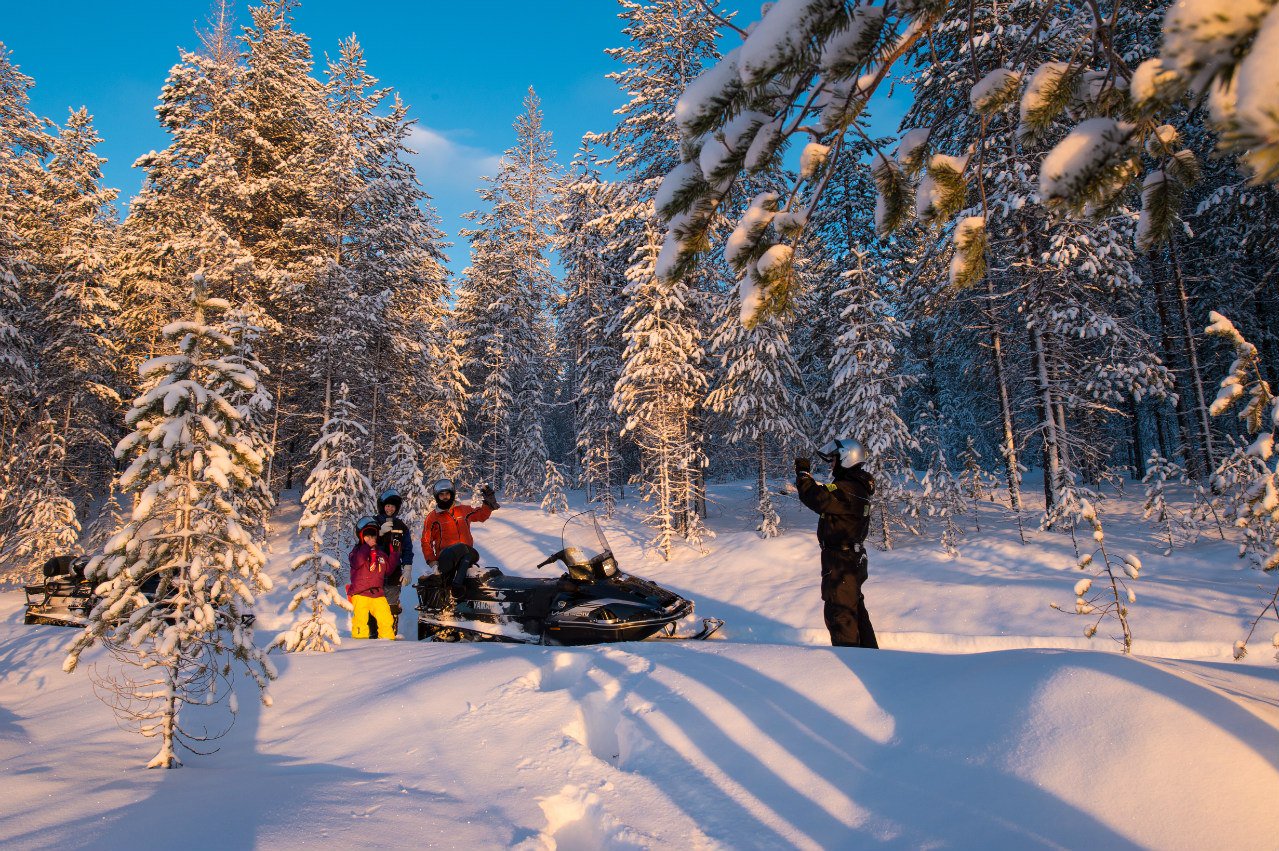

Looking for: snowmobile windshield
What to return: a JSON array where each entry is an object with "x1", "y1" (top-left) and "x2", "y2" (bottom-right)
[{"x1": 560, "y1": 511, "x2": 612, "y2": 563}]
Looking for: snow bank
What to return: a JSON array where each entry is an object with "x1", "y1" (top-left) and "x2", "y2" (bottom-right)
[{"x1": 3, "y1": 484, "x2": 1277, "y2": 848}]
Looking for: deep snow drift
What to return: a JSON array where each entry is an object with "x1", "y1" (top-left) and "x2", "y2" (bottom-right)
[{"x1": 2, "y1": 479, "x2": 1277, "y2": 849}]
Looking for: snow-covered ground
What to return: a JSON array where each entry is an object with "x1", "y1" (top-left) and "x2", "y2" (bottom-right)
[{"x1": 2, "y1": 479, "x2": 1277, "y2": 849}]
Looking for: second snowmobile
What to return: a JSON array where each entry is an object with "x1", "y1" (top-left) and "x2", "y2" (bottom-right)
[{"x1": 415, "y1": 512, "x2": 721, "y2": 644}]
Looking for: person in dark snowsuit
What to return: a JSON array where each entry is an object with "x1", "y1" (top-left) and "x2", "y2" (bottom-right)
[
  {"x1": 796, "y1": 438, "x2": 879, "y2": 649},
  {"x1": 369, "y1": 489, "x2": 414, "y2": 637}
]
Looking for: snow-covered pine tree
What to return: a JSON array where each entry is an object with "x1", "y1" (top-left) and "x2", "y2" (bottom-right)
[
  {"x1": 654, "y1": 0, "x2": 1279, "y2": 318},
  {"x1": 1050, "y1": 497, "x2": 1141, "y2": 655},
  {"x1": 917, "y1": 403, "x2": 968, "y2": 557},
  {"x1": 456, "y1": 89, "x2": 559, "y2": 499},
  {"x1": 586, "y1": 0, "x2": 726, "y2": 522},
  {"x1": 216, "y1": 305, "x2": 275, "y2": 545},
  {"x1": 274, "y1": 384, "x2": 373, "y2": 654},
  {"x1": 31, "y1": 107, "x2": 120, "y2": 506},
  {"x1": 541, "y1": 460, "x2": 570, "y2": 516},
  {"x1": 381, "y1": 430, "x2": 432, "y2": 527},
  {"x1": 1203, "y1": 312, "x2": 1279, "y2": 660},
  {"x1": 556, "y1": 150, "x2": 627, "y2": 517},
  {"x1": 823, "y1": 249, "x2": 919, "y2": 550},
  {"x1": 64, "y1": 278, "x2": 275, "y2": 768},
  {"x1": 1141, "y1": 448, "x2": 1185, "y2": 556},
  {"x1": 3, "y1": 418, "x2": 81, "y2": 583},
  {"x1": 705, "y1": 294, "x2": 812, "y2": 537},
  {"x1": 614, "y1": 225, "x2": 710, "y2": 558}
]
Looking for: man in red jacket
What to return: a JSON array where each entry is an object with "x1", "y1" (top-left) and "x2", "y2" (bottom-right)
[{"x1": 423, "y1": 479, "x2": 498, "y2": 587}]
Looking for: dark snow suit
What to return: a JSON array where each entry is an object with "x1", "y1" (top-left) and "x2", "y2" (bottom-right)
[
  {"x1": 371, "y1": 493, "x2": 414, "y2": 638},
  {"x1": 797, "y1": 465, "x2": 879, "y2": 649}
]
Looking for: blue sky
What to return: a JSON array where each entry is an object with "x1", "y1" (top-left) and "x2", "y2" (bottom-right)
[{"x1": 4, "y1": 1, "x2": 908, "y2": 273}]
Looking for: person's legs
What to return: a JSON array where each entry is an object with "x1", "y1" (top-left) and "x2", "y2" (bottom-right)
[
  {"x1": 384, "y1": 584, "x2": 402, "y2": 636},
  {"x1": 820, "y1": 549, "x2": 872, "y2": 648},
  {"x1": 368, "y1": 596, "x2": 395, "y2": 640},
  {"x1": 351, "y1": 595, "x2": 372, "y2": 639}
]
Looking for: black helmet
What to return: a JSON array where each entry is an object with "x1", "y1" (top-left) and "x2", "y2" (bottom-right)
[
  {"x1": 355, "y1": 515, "x2": 380, "y2": 537},
  {"x1": 378, "y1": 489, "x2": 402, "y2": 513},
  {"x1": 817, "y1": 437, "x2": 867, "y2": 468},
  {"x1": 432, "y1": 478, "x2": 455, "y2": 497}
]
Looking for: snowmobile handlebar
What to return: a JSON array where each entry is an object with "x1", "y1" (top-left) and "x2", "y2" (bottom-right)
[{"x1": 536, "y1": 549, "x2": 566, "y2": 569}]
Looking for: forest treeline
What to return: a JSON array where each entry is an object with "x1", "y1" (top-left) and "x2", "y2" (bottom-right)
[{"x1": 1, "y1": 0, "x2": 1276, "y2": 573}]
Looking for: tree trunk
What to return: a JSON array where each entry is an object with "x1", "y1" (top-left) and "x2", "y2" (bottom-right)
[
  {"x1": 1128, "y1": 398, "x2": 1145, "y2": 479},
  {"x1": 985, "y1": 282, "x2": 1023, "y2": 518},
  {"x1": 1032, "y1": 325, "x2": 1062, "y2": 513},
  {"x1": 1167, "y1": 237, "x2": 1215, "y2": 476},
  {"x1": 1149, "y1": 251, "x2": 1200, "y2": 477}
]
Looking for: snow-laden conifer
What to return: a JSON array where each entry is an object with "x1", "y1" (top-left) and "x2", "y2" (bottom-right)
[
  {"x1": 822, "y1": 250, "x2": 919, "y2": 549},
  {"x1": 3, "y1": 419, "x2": 81, "y2": 583},
  {"x1": 275, "y1": 383, "x2": 371, "y2": 653},
  {"x1": 615, "y1": 227, "x2": 710, "y2": 559},
  {"x1": 64, "y1": 278, "x2": 275, "y2": 768},
  {"x1": 1141, "y1": 449, "x2": 1184, "y2": 556},
  {"x1": 541, "y1": 460, "x2": 570, "y2": 516},
  {"x1": 456, "y1": 89, "x2": 559, "y2": 499},
  {"x1": 1204, "y1": 312, "x2": 1279, "y2": 660},
  {"x1": 381, "y1": 431, "x2": 432, "y2": 528}
]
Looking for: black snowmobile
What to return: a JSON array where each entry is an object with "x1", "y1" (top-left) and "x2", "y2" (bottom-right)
[
  {"x1": 415, "y1": 511, "x2": 722, "y2": 644},
  {"x1": 24, "y1": 555, "x2": 251, "y2": 629},
  {"x1": 23, "y1": 555, "x2": 94, "y2": 626}
]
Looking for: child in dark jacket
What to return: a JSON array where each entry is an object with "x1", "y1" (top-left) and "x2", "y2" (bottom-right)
[{"x1": 348, "y1": 517, "x2": 398, "y2": 640}]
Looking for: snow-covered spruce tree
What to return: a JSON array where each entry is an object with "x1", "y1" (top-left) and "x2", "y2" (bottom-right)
[
  {"x1": 586, "y1": 0, "x2": 726, "y2": 517},
  {"x1": 1203, "y1": 312, "x2": 1279, "y2": 661},
  {"x1": 917, "y1": 402, "x2": 968, "y2": 557},
  {"x1": 30, "y1": 107, "x2": 120, "y2": 506},
  {"x1": 1050, "y1": 499, "x2": 1142, "y2": 654},
  {"x1": 541, "y1": 460, "x2": 570, "y2": 516},
  {"x1": 64, "y1": 279, "x2": 275, "y2": 769},
  {"x1": 614, "y1": 226, "x2": 711, "y2": 558},
  {"x1": 705, "y1": 290, "x2": 812, "y2": 537},
  {"x1": 455, "y1": 89, "x2": 559, "y2": 499},
  {"x1": 3, "y1": 418, "x2": 81, "y2": 583},
  {"x1": 381, "y1": 430, "x2": 433, "y2": 528},
  {"x1": 556, "y1": 151, "x2": 628, "y2": 516},
  {"x1": 0, "y1": 43, "x2": 47, "y2": 459},
  {"x1": 216, "y1": 305, "x2": 276, "y2": 544},
  {"x1": 823, "y1": 249, "x2": 919, "y2": 550},
  {"x1": 274, "y1": 384, "x2": 372, "y2": 653},
  {"x1": 1141, "y1": 448, "x2": 1185, "y2": 556}
]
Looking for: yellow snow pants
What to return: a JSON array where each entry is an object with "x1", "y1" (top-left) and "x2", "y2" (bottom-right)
[{"x1": 351, "y1": 594, "x2": 394, "y2": 639}]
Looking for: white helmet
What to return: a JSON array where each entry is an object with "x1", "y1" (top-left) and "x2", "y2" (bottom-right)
[{"x1": 817, "y1": 437, "x2": 866, "y2": 468}]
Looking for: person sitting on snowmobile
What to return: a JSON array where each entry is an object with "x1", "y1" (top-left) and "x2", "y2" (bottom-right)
[
  {"x1": 347, "y1": 516, "x2": 399, "y2": 640},
  {"x1": 423, "y1": 478, "x2": 498, "y2": 591},
  {"x1": 371, "y1": 489, "x2": 414, "y2": 637},
  {"x1": 796, "y1": 438, "x2": 879, "y2": 649}
]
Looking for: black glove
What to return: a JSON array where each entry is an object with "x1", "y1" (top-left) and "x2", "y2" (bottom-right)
[
  {"x1": 795, "y1": 457, "x2": 811, "y2": 475},
  {"x1": 481, "y1": 485, "x2": 498, "y2": 508}
]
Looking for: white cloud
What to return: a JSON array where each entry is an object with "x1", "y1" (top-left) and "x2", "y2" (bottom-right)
[{"x1": 405, "y1": 125, "x2": 503, "y2": 197}]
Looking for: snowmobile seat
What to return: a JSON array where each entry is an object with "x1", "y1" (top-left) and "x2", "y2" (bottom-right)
[{"x1": 42, "y1": 555, "x2": 87, "y2": 580}]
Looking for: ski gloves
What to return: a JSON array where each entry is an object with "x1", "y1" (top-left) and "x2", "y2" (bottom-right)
[{"x1": 795, "y1": 457, "x2": 811, "y2": 475}]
